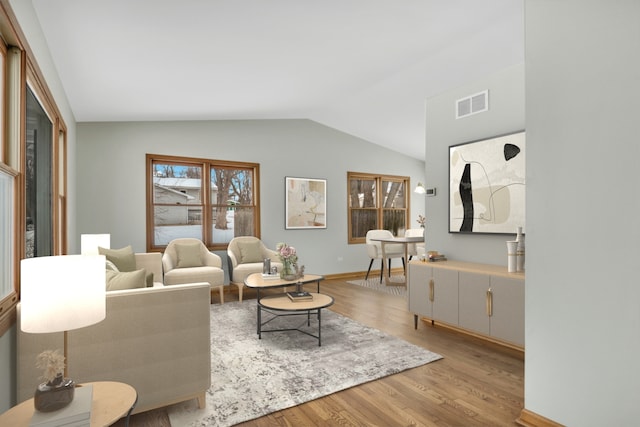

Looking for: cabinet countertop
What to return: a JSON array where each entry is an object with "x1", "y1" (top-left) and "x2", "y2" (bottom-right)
[{"x1": 409, "y1": 259, "x2": 525, "y2": 280}]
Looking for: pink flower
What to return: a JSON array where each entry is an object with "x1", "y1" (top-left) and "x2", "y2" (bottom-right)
[{"x1": 276, "y1": 242, "x2": 298, "y2": 263}]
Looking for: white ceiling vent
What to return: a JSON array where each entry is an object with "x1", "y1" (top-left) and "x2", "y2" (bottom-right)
[{"x1": 456, "y1": 90, "x2": 489, "y2": 119}]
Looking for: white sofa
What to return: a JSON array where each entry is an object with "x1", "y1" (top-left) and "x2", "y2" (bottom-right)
[{"x1": 17, "y1": 282, "x2": 212, "y2": 415}]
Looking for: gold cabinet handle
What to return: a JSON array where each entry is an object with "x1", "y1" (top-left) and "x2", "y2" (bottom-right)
[
  {"x1": 429, "y1": 278, "x2": 434, "y2": 302},
  {"x1": 486, "y1": 288, "x2": 493, "y2": 317}
]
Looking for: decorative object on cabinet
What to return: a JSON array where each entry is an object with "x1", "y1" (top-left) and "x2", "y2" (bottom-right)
[
  {"x1": 506, "y1": 240, "x2": 518, "y2": 272},
  {"x1": 285, "y1": 176, "x2": 327, "y2": 229},
  {"x1": 449, "y1": 131, "x2": 525, "y2": 234},
  {"x1": 515, "y1": 226, "x2": 525, "y2": 271}
]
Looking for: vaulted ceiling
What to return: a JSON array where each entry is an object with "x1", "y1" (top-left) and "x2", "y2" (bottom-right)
[{"x1": 32, "y1": 0, "x2": 524, "y2": 159}]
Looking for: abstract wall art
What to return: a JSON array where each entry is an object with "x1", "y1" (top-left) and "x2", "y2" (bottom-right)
[
  {"x1": 285, "y1": 177, "x2": 327, "y2": 229},
  {"x1": 449, "y1": 131, "x2": 525, "y2": 234}
]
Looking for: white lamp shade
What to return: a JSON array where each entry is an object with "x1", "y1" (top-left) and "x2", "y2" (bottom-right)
[
  {"x1": 414, "y1": 182, "x2": 427, "y2": 194},
  {"x1": 20, "y1": 255, "x2": 106, "y2": 333},
  {"x1": 80, "y1": 234, "x2": 110, "y2": 255}
]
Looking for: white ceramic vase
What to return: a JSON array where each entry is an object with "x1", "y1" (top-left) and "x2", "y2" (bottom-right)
[{"x1": 506, "y1": 240, "x2": 518, "y2": 273}]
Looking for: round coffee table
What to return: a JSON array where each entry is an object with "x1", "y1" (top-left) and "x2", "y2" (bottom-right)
[{"x1": 257, "y1": 293, "x2": 334, "y2": 346}]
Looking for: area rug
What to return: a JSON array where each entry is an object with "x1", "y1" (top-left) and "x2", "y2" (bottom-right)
[
  {"x1": 347, "y1": 275, "x2": 408, "y2": 296},
  {"x1": 167, "y1": 300, "x2": 442, "y2": 427}
]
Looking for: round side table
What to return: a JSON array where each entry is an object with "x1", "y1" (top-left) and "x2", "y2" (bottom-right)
[{"x1": 0, "y1": 381, "x2": 137, "y2": 426}]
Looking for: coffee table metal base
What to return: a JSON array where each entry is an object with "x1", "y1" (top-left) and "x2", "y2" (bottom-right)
[{"x1": 257, "y1": 293, "x2": 334, "y2": 346}]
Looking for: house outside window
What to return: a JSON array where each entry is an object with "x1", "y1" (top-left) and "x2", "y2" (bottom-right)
[
  {"x1": 146, "y1": 154, "x2": 260, "y2": 251},
  {"x1": 347, "y1": 172, "x2": 409, "y2": 244}
]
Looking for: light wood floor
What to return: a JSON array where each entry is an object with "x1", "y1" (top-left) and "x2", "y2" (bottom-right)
[{"x1": 113, "y1": 278, "x2": 524, "y2": 427}]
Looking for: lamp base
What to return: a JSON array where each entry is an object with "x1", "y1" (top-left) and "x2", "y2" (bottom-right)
[{"x1": 34, "y1": 375, "x2": 75, "y2": 412}]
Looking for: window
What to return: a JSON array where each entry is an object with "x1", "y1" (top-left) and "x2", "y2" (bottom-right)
[
  {"x1": 25, "y1": 86, "x2": 54, "y2": 258},
  {"x1": 0, "y1": 18, "x2": 68, "y2": 336},
  {"x1": 146, "y1": 154, "x2": 260, "y2": 251},
  {"x1": 347, "y1": 172, "x2": 410, "y2": 244}
]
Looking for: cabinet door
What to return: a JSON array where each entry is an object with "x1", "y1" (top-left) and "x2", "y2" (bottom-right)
[
  {"x1": 432, "y1": 268, "x2": 458, "y2": 326},
  {"x1": 408, "y1": 263, "x2": 432, "y2": 318},
  {"x1": 458, "y1": 272, "x2": 491, "y2": 336},
  {"x1": 489, "y1": 276, "x2": 525, "y2": 346}
]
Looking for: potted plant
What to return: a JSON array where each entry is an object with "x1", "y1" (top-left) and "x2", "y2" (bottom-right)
[{"x1": 34, "y1": 349, "x2": 75, "y2": 412}]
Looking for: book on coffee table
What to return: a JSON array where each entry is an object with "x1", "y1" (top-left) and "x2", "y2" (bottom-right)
[{"x1": 287, "y1": 291, "x2": 313, "y2": 301}]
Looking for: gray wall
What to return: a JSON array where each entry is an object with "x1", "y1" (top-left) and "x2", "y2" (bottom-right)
[
  {"x1": 76, "y1": 119, "x2": 426, "y2": 277},
  {"x1": 424, "y1": 63, "x2": 525, "y2": 265},
  {"x1": 525, "y1": 1, "x2": 640, "y2": 425}
]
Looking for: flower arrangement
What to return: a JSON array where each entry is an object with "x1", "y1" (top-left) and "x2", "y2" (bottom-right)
[
  {"x1": 276, "y1": 242, "x2": 298, "y2": 264},
  {"x1": 276, "y1": 242, "x2": 298, "y2": 279},
  {"x1": 36, "y1": 349, "x2": 65, "y2": 384},
  {"x1": 416, "y1": 214, "x2": 426, "y2": 228}
]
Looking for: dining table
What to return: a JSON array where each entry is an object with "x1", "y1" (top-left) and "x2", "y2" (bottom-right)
[{"x1": 369, "y1": 235, "x2": 425, "y2": 285}]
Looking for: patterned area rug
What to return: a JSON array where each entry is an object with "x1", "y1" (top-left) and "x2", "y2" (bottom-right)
[
  {"x1": 167, "y1": 300, "x2": 441, "y2": 427},
  {"x1": 347, "y1": 275, "x2": 408, "y2": 297}
]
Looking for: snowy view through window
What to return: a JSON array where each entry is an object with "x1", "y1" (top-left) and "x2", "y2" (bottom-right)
[{"x1": 152, "y1": 162, "x2": 254, "y2": 246}]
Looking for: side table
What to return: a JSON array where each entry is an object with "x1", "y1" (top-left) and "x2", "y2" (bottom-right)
[{"x1": 0, "y1": 381, "x2": 137, "y2": 427}]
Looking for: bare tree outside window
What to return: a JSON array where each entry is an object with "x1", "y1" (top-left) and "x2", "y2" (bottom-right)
[
  {"x1": 146, "y1": 154, "x2": 260, "y2": 251},
  {"x1": 348, "y1": 172, "x2": 409, "y2": 244},
  {"x1": 211, "y1": 167, "x2": 255, "y2": 242}
]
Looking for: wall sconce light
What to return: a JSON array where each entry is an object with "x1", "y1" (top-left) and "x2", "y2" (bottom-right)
[{"x1": 414, "y1": 182, "x2": 427, "y2": 194}]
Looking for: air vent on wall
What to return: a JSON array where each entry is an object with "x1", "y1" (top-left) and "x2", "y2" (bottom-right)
[{"x1": 455, "y1": 90, "x2": 489, "y2": 119}]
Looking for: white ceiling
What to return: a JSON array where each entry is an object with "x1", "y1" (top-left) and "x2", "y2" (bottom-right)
[{"x1": 31, "y1": 0, "x2": 524, "y2": 160}]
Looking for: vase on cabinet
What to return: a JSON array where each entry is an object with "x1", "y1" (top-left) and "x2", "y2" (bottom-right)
[{"x1": 515, "y1": 227, "x2": 525, "y2": 272}]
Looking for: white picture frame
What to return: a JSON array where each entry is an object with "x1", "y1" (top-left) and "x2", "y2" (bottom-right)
[{"x1": 285, "y1": 177, "x2": 327, "y2": 229}]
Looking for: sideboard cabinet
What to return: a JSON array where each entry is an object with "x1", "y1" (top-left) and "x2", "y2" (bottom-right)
[{"x1": 408, "y1": 260, "x2": 524, "y2": 349}]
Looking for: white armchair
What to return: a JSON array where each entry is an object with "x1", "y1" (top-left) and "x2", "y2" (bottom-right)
[
  {"x1": 162, "y1": 238, "x2": 225, "y2": 303},
  {"x1": 227, "y1": 236, "x2": 282, "y2": 302},
  {"x1": 405, "y1": 228, "x2": 426, "y2": 260},
  {"x1": 365, "y1": 229, "x2": 405, "y2": 283}
]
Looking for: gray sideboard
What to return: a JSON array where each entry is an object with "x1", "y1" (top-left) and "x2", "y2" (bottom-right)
[{"x1": 408, "y1": 260, "x2": 525, "y2": 350}]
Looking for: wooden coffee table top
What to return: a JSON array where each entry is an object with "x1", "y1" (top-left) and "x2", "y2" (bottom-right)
[
  {"x1": 244, "y1": 273, "x2": 324, "y2": 289},
  {"x1": 258, "y1": 293, "x2": 334, "y2": 311}
]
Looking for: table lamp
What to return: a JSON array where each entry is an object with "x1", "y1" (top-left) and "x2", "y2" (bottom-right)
[
  {"x1": 80, "y1": 233, "x2": 110, "y2": 255},
  {"x1": 20, "y1": 255, "x2": 106, "y2": 412}
]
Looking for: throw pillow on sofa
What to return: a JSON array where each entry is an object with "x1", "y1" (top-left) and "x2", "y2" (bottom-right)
[
  {"x1": 105, "y1": 269, "x2": 147, "y2": 291},
  {"x1": 99, "y1": 245, "x2": 136, "y2": 272}
]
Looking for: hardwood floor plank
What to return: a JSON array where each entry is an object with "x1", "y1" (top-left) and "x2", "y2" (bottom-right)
[{"x1": 114, "y1": 278, "x2": 524, "y2": 426}]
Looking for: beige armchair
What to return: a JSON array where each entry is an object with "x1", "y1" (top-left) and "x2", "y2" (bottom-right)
[
  {"x1": 162, "y1": 238, "x2": 225, "y2": 303},
  {"x1": 227, "y1": 236, "x2": 282, "y2": 302},
  {"x1": 365, "y1": 229, "x2": 405, "y2": 282}
]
